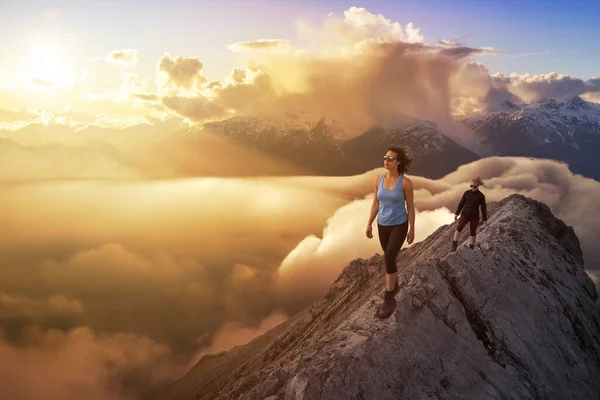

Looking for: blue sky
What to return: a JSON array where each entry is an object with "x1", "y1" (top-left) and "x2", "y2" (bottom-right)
[
  {"x1": 309, "y1": 0, "x2": 600, "y2": 79},
  {"x1": 1, "y1": 0, "x2": 598, "y2": 80}
]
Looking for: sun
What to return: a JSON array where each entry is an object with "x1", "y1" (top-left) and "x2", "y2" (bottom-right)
[{"x1": 22, "y1": 44, "x2": 71, "y2": 89}]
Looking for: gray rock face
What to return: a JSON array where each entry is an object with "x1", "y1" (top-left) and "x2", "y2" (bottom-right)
[{"x1": 155, "y1": 194, "x2": 600, "y2": 400}]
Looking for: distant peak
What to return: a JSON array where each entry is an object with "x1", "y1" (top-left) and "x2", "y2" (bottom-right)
[
  {"x1": 564, "y1": 95, "x2": 589, "y2": 110},
  {"x1": 539, "y1": 98, "x2": 560, "y2": 110},
  {"x1": 486, "y1": 99, "x2": 522, "y2": 114}
]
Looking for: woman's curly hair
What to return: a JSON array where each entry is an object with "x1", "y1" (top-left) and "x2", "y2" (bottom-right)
[{"x1": 388, "y1": 146, "x2": 413, "y2": 174}]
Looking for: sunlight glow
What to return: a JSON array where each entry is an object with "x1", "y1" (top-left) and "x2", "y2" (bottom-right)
[{"x1": 22, "y1": 44, "x2": 72, "y2": 90}]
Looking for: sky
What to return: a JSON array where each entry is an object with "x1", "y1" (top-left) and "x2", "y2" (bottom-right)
[
  {"x1": 1, "y1": 0, "x2": 599, "y2": 129},
  {"x1": 2, "y1": 0, "x2": 599, "y2": 78},
  {"x1": 1, "y1": 2, "x2": 600, "y2": 400}
]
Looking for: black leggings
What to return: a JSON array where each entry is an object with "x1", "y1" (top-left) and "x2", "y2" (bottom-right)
[
  {"x1": 377, "y1": 221, "x2": 409, "y2": 274},
  {"x1": 456, "y1": 215, "x2": 478, "y2": 237}
]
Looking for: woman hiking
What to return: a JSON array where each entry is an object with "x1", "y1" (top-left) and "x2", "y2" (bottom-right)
[{"x1": 366, "y1": 146, "x2": 415, "y2": 319}]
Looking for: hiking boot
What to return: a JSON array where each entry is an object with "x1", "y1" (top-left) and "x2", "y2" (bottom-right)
[
  {"x1": 451, "y1": 240, "x2": 458, "y2": 252},
  {"x1": 377, "y1": 290, "x2": 397, "y2": 319},
  {"x1": 469, "y1": 244, "x2": 474, "y2": 249}
]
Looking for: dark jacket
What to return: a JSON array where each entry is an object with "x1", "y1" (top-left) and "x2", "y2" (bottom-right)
[{"x1": 455, "y1": 189, "x2": 487, "y2": 221}]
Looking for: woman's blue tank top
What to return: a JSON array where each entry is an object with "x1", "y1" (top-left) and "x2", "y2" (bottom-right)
[{"x1": 377, "y1": 173, "x2": 408, "y2": 226}]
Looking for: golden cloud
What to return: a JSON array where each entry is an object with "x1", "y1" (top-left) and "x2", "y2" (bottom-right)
[
  {"x1": 228, "y1": 39, "x2": 292, "y2": 52},
  {"x1": 0, "y1": 106, "x2": 37, "y2": 122},
  {"x1": 150, "y1": 8, "x2": 499, "y2": 129},
  {"x1": 105, "y1": 49, "x2": 139, "y2": 66},
  {"x1": 0, "y1": 293, "x2": 84, "y2": 325},
  {"x1": 0, "y1": 327, "x2": 179, "y2": 400},
  {"x1": 158, "y1": 53, "x2": 208, "y2": 93}
]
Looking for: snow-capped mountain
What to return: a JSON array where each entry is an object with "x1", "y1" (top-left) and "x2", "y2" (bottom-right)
[
  {"x1": 463, "y1": 96, "x2": 600, "y2": 180},
  {"x1": 341, "y1": 120, "x2": 479, "y2": 177},
  {"x1": 485, "y1": 99, "x2": 522, "y2": 114},
  {"x1": 196, "y1": 113, "x2": 479, "y2": 178}
]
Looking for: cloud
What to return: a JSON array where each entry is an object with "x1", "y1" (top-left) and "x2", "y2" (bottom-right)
[
  {"x1": 493, "y1": 72, "x2": 600, "y2": 102},
  {"x1": 148, "y1": 7, "x2": 497, "y2": 129},
  {"x1": 0, "y1": 106, "x2": 104, "y2": 130},
  {"x1": 110, "y1": 6, "x2": 595, "y2": 127},
  {"x1": 158, "y1": 53, "x2": 208, "y2": 92},
  {"x1": 31, "y1": 78, "x2": 53, "y2": 87},
  {"x1": 298, "y1": 6, "x2": 425, "y2": 46},
  {"x1": 0, "y1": 171, "x2": 357, "y2": 398},
  {"x1": 188, "y1": 311, "x2": 288, "y2": 366},
  {"x1": 0, "y1": 327, "x2": 180, "y2": 400},
  {"x1": 132, "y1": 93, "x2": 159, "y2": 101},
  {"x1": 435, "y1": 39, "x2": 459, "y2": 48},
  {"x1": 439, "y1": 46, "x2": 501, "y2": 59},
  {"x1": 0, "y1": 293, "x2": 84, "y2": 338},
  {"x1": 0, "y1": 106, "x2": 37, "y2": 122},
  {"x1": 161, "y1": 95, "x2": 226, "y2": 121},
  {"x1": 0, "y1": 120, "x2": 314, "y2": 180},
  {"x1": 0, "y1": 137, "x2": 145, "y2": 180},
  {"x1": 228, "y1": 39, "x2": 292, "y2": 52},
  {"x1": 81, "y1": 73, "x2": 152, "y2": 104},
  {"x1": 451, "y1": 66, "x2": 600, "y2": 115},
  {"x1": 502, "y1": 49, "x2": 552, "y2": 58},
  {"x1": 105, "y1": 49, "x2": 138, "y2": 67},
  {"x1": 581, "y1": 90, "x2": 600, "y2": 104},
  {"x1": 587, "y1": 270, "x2": 600, "y2": 292},
  {"x1": 176, "y1": 41, "x2": 459, "y2": 128}
]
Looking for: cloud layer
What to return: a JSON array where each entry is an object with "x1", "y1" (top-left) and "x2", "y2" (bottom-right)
[{"x1": 1, "y1": 155, "x2": 599, "y2": 400}]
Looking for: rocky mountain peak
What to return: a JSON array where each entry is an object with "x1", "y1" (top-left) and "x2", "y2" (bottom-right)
[
  {"x1": 312, "y1": 116, "x2": 348, "y2": 139},
  {"x1": 486, "y1": 99, "x2": 522, "y2": 114},
  {"x1": 530, "y1": 95, "x2": 595, "y2": 114},
  {"x1": 564, "y1": 95, "x2": 589, "y2": 111},
  {"x1": 156, "y1": 194, "x2": 600, "y2": 400},
  {"x1": 538, "y1": 98, "x2": 561, "y2": 110}
]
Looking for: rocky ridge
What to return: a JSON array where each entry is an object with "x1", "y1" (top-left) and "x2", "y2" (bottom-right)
[{"x1": 156, "y1": 194, "x2": 600, "y2": 400}]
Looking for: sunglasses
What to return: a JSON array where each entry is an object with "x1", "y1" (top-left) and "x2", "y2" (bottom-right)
[
  {"x1": 383, "y1": 156, "x2": 399, "y2": 162},
  {"x1": 470, "y1": 185, "x2": 478, "y2": 188}
]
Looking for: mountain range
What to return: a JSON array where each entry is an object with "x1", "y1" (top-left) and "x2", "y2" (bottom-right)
[
  {"x1": 194, "y1": 112, "x2": 479, "y2": 179},
  {"x1": 185, "y1": 95, "x2": 600, "y2": 181},
  {"x1": 5, "y1": 95, "x2": 599, "y2": 182},
  {"x1": 463, "y1": 96, "x2": 600, "y2": 180}
]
